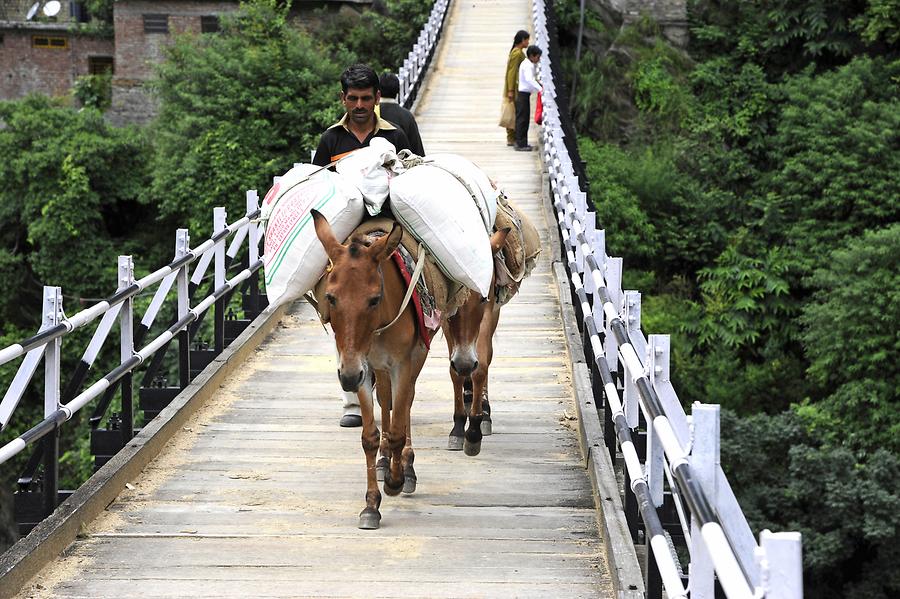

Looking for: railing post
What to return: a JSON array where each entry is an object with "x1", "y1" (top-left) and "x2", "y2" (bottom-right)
[
  {"x1": 757, "y1": 530, "x2": 803, "y2": 599},
  {"x1": 622, "y1": 290, "x2": 642, "y2": 545},
  {"x1": 42, "y1": 286, "x2": 63, "y2": 518},
  {"x1": 247, "y1": 190, "x2": 261, "y2": 318},
  {"x1": 622, "y1": 290, "x2": 641, "y2": 428},
  {"x1": 646, "y1": 334, "x2": 668, "y2": 508},
  {"x1": 118, "y1": 256, "x2": 135, "y2": 441},
  {"x1": 690, "y1": 403, "x2": 720, "y2": 598},
  {"x1": 604, "y1": 256, "x2": 622, "y2": 374},
  {"x1": 176, "y1": 229, "x2": 191, "y2": 389},
  {"x1": 213, "y1": 207, "x2": 227, "y2": 354}
]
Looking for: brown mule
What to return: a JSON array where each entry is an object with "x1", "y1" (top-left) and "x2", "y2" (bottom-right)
[
  {"x1": 443, "y1": 228, "x2": 510, "y2": 456},
  {"x1": 444, "y1": 199, "x2": 542, "y2": 456},
  {"x1": 311, "y1": 210, "x2": 428, "y2": 530}
]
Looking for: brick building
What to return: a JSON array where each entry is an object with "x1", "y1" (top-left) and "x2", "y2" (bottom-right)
[
  {"x1": 0, "y1": 1, "x2": 114, "y2": 102},
  {"x1": 108, "y1": 1, "x2": 239, "y2": 125},
  {"x1": 2, "y1": 0, "x2": 373, "y2": 123}
]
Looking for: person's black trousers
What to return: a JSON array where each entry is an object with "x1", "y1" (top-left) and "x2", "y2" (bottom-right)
[{"x1": 515, "y1": 91, "x2": 531, "y2": 147}]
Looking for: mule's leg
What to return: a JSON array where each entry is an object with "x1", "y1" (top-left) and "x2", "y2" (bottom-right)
[
  {"x1": 465, "y1": 362, "x2": 487, "y2": 456},
  {"x1": 481, "y1": 381, "x2": 492, "y2": 435},
  {"x1": 402, "y1": 422, "x2": 417, "y2": 494},
  {"x1": 444, "y1": 333, "x2": 467, "y2": 451},
  {"x1": 477, "y1": 306, "x2": 500, "y2": 436},
  {"x1": 447, "y1": 367, "x2": 467, "y2": 451},
  {"x1": 375, "y1": 371, "x2": 392, "y2": 482},
  {"x1": 464, "y1": 303, "x2": 500, "y2": 455},
  {"x1": 356, "y1": 373, "x2": 382, "y2": 529},
  {"x1": 384, "y1": 351, "x2": 426, "y2": 496}
]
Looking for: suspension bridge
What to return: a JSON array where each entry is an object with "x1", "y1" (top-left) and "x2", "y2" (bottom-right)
[{"x1": 0, "y1": 1, "x2": 802, "y2": 597}]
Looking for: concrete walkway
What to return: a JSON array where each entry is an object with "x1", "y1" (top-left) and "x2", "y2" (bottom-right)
[{"x1": 14, "y1": 1, "x2": 614, "y2": 597}]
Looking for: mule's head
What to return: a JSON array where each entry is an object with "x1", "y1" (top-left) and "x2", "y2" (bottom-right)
[
  {"x1": 312, "y1": 210, "x2": 402, "y2": 392},
  {"x1": 446, "y1": 227, "x2": 511, "y2": 377}
]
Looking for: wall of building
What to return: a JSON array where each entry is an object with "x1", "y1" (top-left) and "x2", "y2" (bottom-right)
[
  {"x1": 108, "y1": 1, "x2": 237, "y2": 125},
  {"x1": 592, "y1": 0, "x2": 688, "y2": 47},
  {"x1": 0, "y1": 23, "x2": 114, "y2": 101}
]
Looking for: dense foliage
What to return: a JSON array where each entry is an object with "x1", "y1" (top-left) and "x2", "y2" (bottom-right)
[
  {"x1": 312, "y1": 0, "x2": 434, "y2": 73},
  {"x1": 553, "y1": 0, "x2": 899, "y2": 596},
  {"x1": 150, "y1": 0, "x2": 351, "y2": 235}
]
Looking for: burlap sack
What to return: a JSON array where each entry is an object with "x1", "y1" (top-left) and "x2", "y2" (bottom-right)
[{"x1": 494, "y1": 197, "x2": 541, "y2": 288}]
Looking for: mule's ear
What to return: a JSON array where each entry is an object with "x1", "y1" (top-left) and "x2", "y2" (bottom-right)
[
  {"x1": 372, "y1": 223, "x2": 403, "y2": 262},
  {"x1": 490, "y1": 227, "x2": 511, "y2": 255},
  {"x1": 311, "y1": 209, "x2": 341, "y2": 257}
]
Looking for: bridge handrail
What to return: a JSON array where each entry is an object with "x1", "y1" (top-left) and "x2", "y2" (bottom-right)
[
  {"x1": 530, "y1": 2, "x2": 803, "y2": 598},
  {"x1": 398, "y1": 0, "x2": 450, "y2": 108},
  {"x1": 0, "y1": 195, "x2": 264, "y2": 468}
]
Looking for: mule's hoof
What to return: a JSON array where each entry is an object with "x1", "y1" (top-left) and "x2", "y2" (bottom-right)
[
  {"x1": 358, "y1": 507, "x2": 381, "y2": 530},
  {"x1": 464, "y1": 438, "x2": 482, "y2": 456},
  {"x1": 403, "y1": 476, "x2": 417, "y2": 494},
  {"x1": 375, "y1": 457, "x2": 389, "y2": 482},
  {"x1": 447, "y1": 435, "x2": 464, "y2": 451},
  {"x1": 384, "y1": 474, "x2": 404, "y2": 497},
  {"x1": 481, "y1": 419, "x2": 492, "y2": 436}
]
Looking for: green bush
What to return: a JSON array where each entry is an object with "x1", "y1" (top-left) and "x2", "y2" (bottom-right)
[
  {"x1": 73, "y1": 73, "x2": 111, "y2": 111},
  {"x1": 149, "y1": 0, "x2": 351, "y2": 235},
  {"x1": 798, "y1": 224, "x2": 900, "y2": 453},
  {"x1": 312, "y1": 0, "x2": 432, "y2": 72},
  {"x1": 721, "y1": 409, "x2": 900, "y2": 599}
]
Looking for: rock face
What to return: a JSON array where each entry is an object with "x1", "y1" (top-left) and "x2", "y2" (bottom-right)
[{"x1": 589, "y1": 0, "x2": 688, "y2": 47}]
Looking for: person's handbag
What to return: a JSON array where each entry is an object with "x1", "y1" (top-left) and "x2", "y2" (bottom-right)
[
  {"x1": 499, "y1": 99, "x2": 515, "y2": 129},
  {"x1": 534, "y1": 91, "x2": 543, "y2": 125}
]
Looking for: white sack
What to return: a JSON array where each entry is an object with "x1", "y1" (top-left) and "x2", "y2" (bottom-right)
[
  {"x1": 261, "y1": 164, "x2": 364, "y2": 307},
  {"x1": 424, "y1": 154, "x2": 500, "y2": 232},
  {"x1": 389, "y1": 165, "x2": 493, "y2": 297},
  {"x1": 335, "y1": 137, "x2": 403, "y2": 216}
]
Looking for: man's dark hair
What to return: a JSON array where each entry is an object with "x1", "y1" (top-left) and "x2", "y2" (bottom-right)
[
  {"x1": 340, "y1": 64, "x2": 380, "y2": 93},
  {"x1": 512, "y1": 30, "x2": 529, "y2": 48},
  {"x1": 526, "y1": 45, "x2": 542, "y2": 59},
  {"x1": 379, "y1": 72, "x2": 400, "y2": 99}
]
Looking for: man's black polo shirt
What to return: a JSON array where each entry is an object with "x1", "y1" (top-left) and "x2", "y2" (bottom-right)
[{"x1": 312, "y1": 114, "x2": 411, "y2": 167}]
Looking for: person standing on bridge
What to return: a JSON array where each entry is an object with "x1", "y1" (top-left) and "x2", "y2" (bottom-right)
[
  {"x1": 514, "y1": 45, "x2": 542, "y2": 152},
  {"x1": 378, "y1": 72, "x2": 425, "y2": 156},
  {"x1": 313, "y1": 64, "x2": 412, "y2": 169},
  {"x1": 502, "y1": 30, "x2": 530, "y2": 146},
  {"x1": 312, "y1": 64, "x2": 411, "y2": 427}
]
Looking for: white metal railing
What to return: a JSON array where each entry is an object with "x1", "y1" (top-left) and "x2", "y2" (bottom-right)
[
  {"x1": 0, "y1": 193, "x2": 264, "y2": 468},
  {"x1": 397, "y1": 0, "x2": 451, "y2": 107},
  {"x1": 530, "y1": 1, "x2": 804, "y2": 598}
]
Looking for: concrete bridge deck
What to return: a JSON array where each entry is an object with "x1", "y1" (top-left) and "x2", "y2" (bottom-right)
[{"x1": 13, "y1": 0, "x2": 615, "y2": 597}]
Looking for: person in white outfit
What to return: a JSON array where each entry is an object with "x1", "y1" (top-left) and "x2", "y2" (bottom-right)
[{"x1": 514, "y1": 45, "x2": 543, "y2": 152}]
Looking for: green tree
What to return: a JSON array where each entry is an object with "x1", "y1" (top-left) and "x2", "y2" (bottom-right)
[
  {"x1": 764, "y1": 56, "x2": 900, "y2": 274},
  {"x1": 0, "y1": 96, "x2": 152, "y2": 327},
  {"x1": 798, "y1": 224, "x2": 900, "y2": 453},
  {"x1": 149, "y1": 0, "x2": 352, "y2": 235},
  {"x1": 721, "y1": 410, "x2": 900, "y2": 599},
  {"x1": 313, "y1": 0, "x2": 433, "y2": 72}
]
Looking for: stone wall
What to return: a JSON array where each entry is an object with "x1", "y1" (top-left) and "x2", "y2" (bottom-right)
[
  {"x1": 591, "y1": 0, "x2": 688, "y2": 47},
  {"x1": 108, "y1": 1, "x2": 237, "y2": 125},
  {"x1": 0, "y1": 22, "x2": 114, "y2": 102}
]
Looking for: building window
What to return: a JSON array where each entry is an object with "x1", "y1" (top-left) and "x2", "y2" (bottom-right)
[
  {"x1": 89, "y1": 56, "x2": 114, "y2": 75},
  {"x1": 33, "y1": 35, "x2": 68, "y2": 49},
  {"x1": 201, "y1": 15, "x2": 220, "y2": 33},
  {"x1": 143, "y1": 14, "x2": 169, "y2": 34}
]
